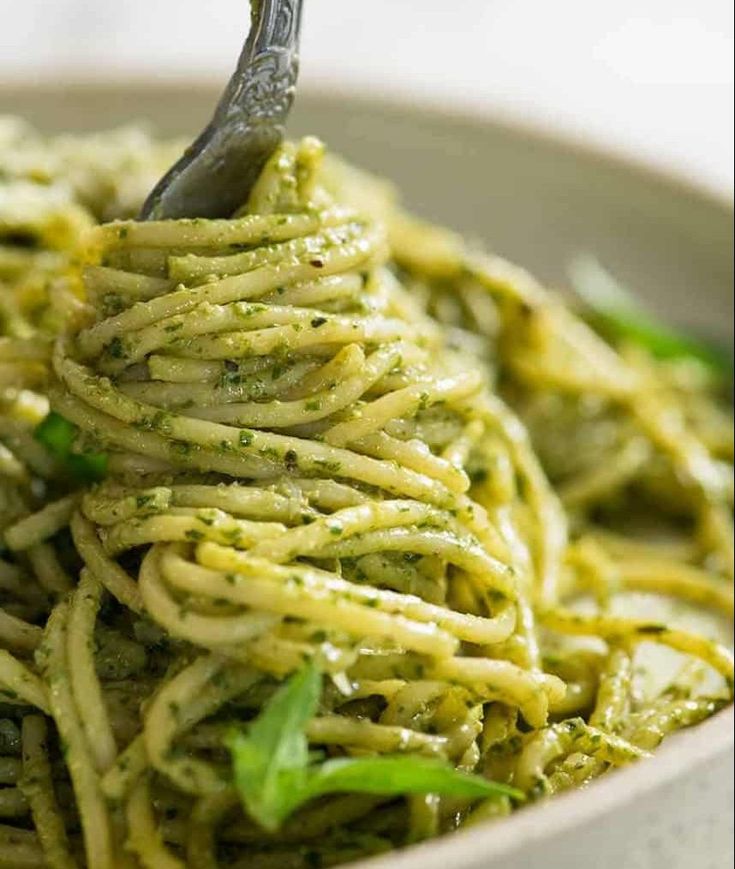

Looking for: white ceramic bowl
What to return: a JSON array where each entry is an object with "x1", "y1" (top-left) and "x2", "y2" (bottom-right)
[{"x1": 1, "y1": 82, "x2": 732, "y2": 869}]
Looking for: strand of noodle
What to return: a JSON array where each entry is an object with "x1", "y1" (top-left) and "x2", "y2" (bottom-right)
[
  {"x1": 588, "y1": 528, "x2": 699, "y2": 563},
  {"x1": 83, "y1": 265, "x2": 173, "y2": 304},
  {"x1": 0, "y1": 610, "x2": 42, "y2": 652},
  {"x1": 100, "y1": 736, "x2": 148, "y2": 801},
  {"x1": 19, "y1": 716, "x2": 77, "y2": 869},
  {"x1": 26, "y1": 543, "x2": 74, "y2": 594},
  {"x1": 699, "y1": 504, "x2": 734, "y2": 580},
  {"x1": 262, "y1": 273, "x2": 364, "y2": 307},
  {"x1": 540, "y1": 608, "x2": 734, "y2": 680},
  {"x1": 3, "y1": 495, "x2": 77, "y2": 552},
  {"x1": 245, "y1": 632, "x2": 353, "y2": 677},
  {"x1": 306, "y1": 716, "x2": 446, "y2": 755},
  {"x1": 192, "y1": 543, "x2": 511, "y2": 645},
  {"x1": 324, "y1": 372, "x2": 483, "y2": 448},
  {"x1": 621, "y1": 697, "x2": 723, "y2": 749},
  {"x1": 80, "y1": 486, "x2": 173, "y2": 525},
  {"x1": 589, "y1": 648, "x2": 632, "y2": 730},
  {"x1": 123, "y1": 296, "x2": 402, "y2": 352},
  {"x1": 83, "y1": 483, "x2": 300, "y2": 525},
  {"x1": 186, "y1": 792, "x2": 232, "y2": 869},
  {"x1": 92, "y1": 209, "x2": 353, "y2": 251},
  {"x1": 281, "y1": 343, "x2": 367, "y2": 397},
  {"x1": 156, "y1": 546, "x2": 460, "y2": 657},
  {"x1": 71, "y1": 512, "x2": 144, "y2": 612},
  {"x1": 348, "y1": 432, "x2": 470, "y2": 495},
  {"x1": 39, "y1": 602, "x2": 114, "y2": 869},
  {"x1": 138, "y1": 548, "x2": 279, "y2": 649},
  {"x1": 100, "y1": 510, "x2": 284, "y2": 555},
  {"x1": 146, "y1": 355, "x2": 260, "y2": 383},
  {"x1": 312, "y1": 528, "x2": 514, "y2": 594},
  {"x1": 67, "y1": 570, "x2": 117, "y2": 773},
  {"x1": 477, "y1": 395, "x2": 567, "y2": 606},
  {"x1": 287, "y1": 477, "x2": 372, "y2": 510},
  {"x1": 616, "y1": 560, "x2": 734, "y2": 616},
  {"x1": 0, "y1": 651, "x2": 49, "y2": 712},
  {"x1": 50, "y1": 387, "x2": 280, "y2": 480},
  {"x1": 125, "y1": 776, "x2": 185, "y2": 869}
]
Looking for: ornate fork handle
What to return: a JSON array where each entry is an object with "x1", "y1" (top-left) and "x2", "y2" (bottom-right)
[
  {"x1": 140, "y1": 0, "x2": 303, "y2": 221},
  {"x1": 223, "y1": 0, "x2": 301, "y2": 125}
]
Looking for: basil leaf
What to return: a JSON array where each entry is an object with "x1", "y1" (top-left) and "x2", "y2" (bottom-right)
[
  {"x1": 227, "y1": 660, "x2": 321, "y2": 831},
  {"x1": 34, "y1": 411, "x2": 108, "y2": 482},
  {"x1": 228, "y1": 662, "x2": 523, "y2": 832},
  {"x1": 34, "y1": 412, "x2": 77, "y2": 456},
  {"x1": 568, "y1": 255, "x2": 733, "y2": 379},
  {"x1": 302, "y1": 755, "x2": 523, "y2": 803}
]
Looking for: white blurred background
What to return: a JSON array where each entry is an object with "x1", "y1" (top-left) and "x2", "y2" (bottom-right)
[{"x1": 1, "y1": 0, "x2": 733, "y2": 195}]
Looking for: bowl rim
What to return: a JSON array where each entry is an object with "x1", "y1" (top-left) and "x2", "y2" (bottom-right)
[
  {"x1": 2, "y1": 76, "x2": 732, "y2": 868},
  {"x1": 1, "y1": 75, "x2": 733, "y2": 212},
  {"x1": 354, "y1": 705, "x2": 733, "y2": 868}
]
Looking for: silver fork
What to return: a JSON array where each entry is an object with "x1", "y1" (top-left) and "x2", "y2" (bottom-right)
[{"x1": 140, "y1": 0, "x2": 304, "y2": 221}]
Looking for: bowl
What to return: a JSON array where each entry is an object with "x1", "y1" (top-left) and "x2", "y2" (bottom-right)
[{"x1": 1, "y1": 81, "x2": 732, "y2": 869}]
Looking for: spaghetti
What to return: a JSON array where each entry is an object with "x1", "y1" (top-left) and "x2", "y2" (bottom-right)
[{"x1": 0, "y1": 129, "x2": 732, "y2": 869}]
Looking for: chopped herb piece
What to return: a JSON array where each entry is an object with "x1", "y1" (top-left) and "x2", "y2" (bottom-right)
[
  {"x1": 107, "y1": 336, "x2": 126, "y2": 359},
  {"x1": 569, "y1": 255, "x2": 733, "y2": 378},
  {"x1": 34, "y1": 412, "x2": 108, "y2": 482}
]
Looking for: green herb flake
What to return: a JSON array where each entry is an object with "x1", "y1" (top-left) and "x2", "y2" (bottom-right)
[{"x1": 239, "y1": 430, "x2": 255, "y2": 447}]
